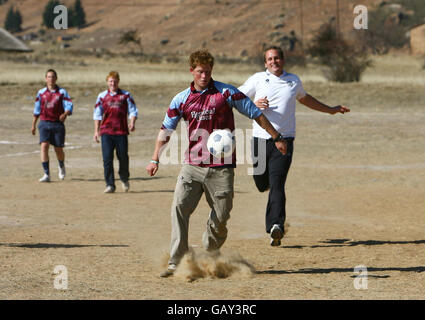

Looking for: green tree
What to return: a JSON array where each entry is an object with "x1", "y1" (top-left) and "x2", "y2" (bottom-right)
[
  {"x1": 4, "y1": 6, "x2": 22, "y2": 33},
  {"x1": 70, "y1": 0, "x2": 86, "y2": 27},
  {"x1": 14, "y1": 8, "x2": 22, "y2": 31},
  {"x1": 4, "y1": 6, "x2": 15, "y2": 31},
  {"x1": 42, "y1": 0, "x2": 60, "y2": 29}
]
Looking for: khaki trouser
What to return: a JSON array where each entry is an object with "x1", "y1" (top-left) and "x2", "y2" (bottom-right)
[{"x1": 169, "y1": 164, "x2": 234, "y2": 266}]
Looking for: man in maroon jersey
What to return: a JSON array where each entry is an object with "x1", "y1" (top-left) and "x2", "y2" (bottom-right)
[
  {"x1": 32, "y1": 69, "x2": 73, "y2": 182},
  {"x1": 146, "y1": 50, "x2": 287, "y2": 277},
  {"x1": 93, "y1": 71, "x2": 138, "y2": 193}
]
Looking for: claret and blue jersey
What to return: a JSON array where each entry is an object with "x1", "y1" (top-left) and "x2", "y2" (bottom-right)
[
  {"x1": 93, "y1": 89, "x2": 138, "y2": 136},
  {"x1": 34, "y1": 87, "x2": 73, "y2": 122},
  {"x1": 161, "y1": 79, "x2": 262, "y2": 167}
]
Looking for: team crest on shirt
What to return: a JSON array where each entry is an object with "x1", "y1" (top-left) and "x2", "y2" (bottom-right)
[
  {"x1": 44, "y1": 95, "x2": 60, "y2": 109},
  {"x1": 283, "y1": 80, "x2": 295, "y2": 87},
  {"x1": 108, "y1": 101, "x2": 121, "y2": 109},
  {"x1": 209, "y1": 97, "x2": 216, "y2": 106}
]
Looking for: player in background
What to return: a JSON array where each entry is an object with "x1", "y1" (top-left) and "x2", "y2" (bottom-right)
[
  {"x1": 93, "y1": 71, "x2": 138, "y2": 193},
  {"x1": 146, "y1": 49, "x2": 287, "y2": 278},
  {"x1": 31, "y1": 69, "x2": 73, "y2": 182},
  {"x1": 239, "y1": 46, "x2": 350, "y2": 246}
]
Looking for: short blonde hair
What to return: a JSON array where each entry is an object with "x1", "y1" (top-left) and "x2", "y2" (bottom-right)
[
  {"x1": 106, "y1": 71, "x2": 120, "y2": 81},
  {"x1": 264, "y1": 46, "x2": 285, "y2": 62},
  {"x1": 189, "y1": 49, "x2": 214, "y2": 69}
]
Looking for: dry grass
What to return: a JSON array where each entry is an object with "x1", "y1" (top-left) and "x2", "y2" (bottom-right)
[
  {"x1": 0, "y1": 55, "x2": 258, "y2": 86},
  {"x1": 290, "y1": 54, "x2": 425, "y2": 85},
  {"x1": 2, "y1": 54, "x2": 424, "y2": 86}
]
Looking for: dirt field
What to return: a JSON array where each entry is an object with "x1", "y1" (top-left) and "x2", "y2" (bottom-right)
[{"x1": 1, "y1": 56, "x2": 425, "y2": 300}]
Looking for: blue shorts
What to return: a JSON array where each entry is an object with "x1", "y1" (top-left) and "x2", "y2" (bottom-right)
[{"x1": 38, "y1": 120, "x2": 65, "y2": 147}]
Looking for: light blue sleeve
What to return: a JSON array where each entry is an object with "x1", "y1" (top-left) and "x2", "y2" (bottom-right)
[
  {"x1": 34, "y1": 90, "x2": 42, "y2": 116},
  {"x1": 61, "y1": 88, "x2": 73, "y2": 114},
  {"x1": 126, "y1": 93, "x2": 138, "y2": 118},
  {"x1": 93, "y1": 93, "x2": 104, "y2": 121},
  {"x1": 226, "y1": 85, "x2": 262, "y2": 119},
  {"x1": 162, "y1": 97, "x2": 182, "y2": 130},
  {"x1": 161, "y1": 89, "x2": 190, "y2": 130}
]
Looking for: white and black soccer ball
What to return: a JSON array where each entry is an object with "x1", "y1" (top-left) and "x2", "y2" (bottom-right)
[{"x1": 207, "y1": 129, "x2": 236, "y2": 158}]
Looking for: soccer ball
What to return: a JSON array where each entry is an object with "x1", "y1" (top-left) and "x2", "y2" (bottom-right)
[{"x1": 207, "y1": 129, "x2": 236, "y2": 158}]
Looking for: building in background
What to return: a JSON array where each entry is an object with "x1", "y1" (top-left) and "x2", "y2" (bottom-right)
[
  {"x1": 410, "y1": 22, "x2": 425, "y2": 55},
  {"x1": 0, "y1": 27, "x2": 32, "y2": 52}
]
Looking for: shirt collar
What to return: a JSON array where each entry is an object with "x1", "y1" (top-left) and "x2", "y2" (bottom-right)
[
  {"x1": 108, "y1": 88, "x2": 121, "y2": 96},
  {"x1": 190, "y1": 79, "x2": 215, "y2": 93},
  {"x1": 265, "y1": 69, "x2": 287, "y2": 79},
  {"x1": 47, "y1": 86, "x2": 59, "y2": 93}
]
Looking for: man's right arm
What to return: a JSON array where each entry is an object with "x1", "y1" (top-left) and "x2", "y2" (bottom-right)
[
  {"x1": 94, "y1": 120, "x2": 101, "y2": 142},
  {"x1": 146, "y1": 129, "x2": 173, "y2": 176},
  {"x1": 147, "y1": 92, "x2": 185, "y2": 176},
  {"x1": 31, "y1": 115, "x2": 39, "y2": 135}
]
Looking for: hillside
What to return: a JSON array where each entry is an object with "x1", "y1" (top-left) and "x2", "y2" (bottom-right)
[{"x1": 1, "y1": 0, "x2": 384, "y2": 58}]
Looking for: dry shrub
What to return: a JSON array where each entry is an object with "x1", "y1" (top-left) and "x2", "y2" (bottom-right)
[{"x1": 308, "y1": 22, "x2": 372, "y2": 83}]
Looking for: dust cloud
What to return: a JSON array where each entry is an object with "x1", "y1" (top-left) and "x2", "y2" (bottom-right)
[{"x1": 173, "y1": 249, "x2": 256, "y2": 282}]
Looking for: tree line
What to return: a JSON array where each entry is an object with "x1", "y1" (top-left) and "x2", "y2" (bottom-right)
[{"x1": 3, "y1": 0, "x2": 86, "y2": 33}]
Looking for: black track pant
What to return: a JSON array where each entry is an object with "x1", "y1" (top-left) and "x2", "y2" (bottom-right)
[{"x1": 252, "y1": 137, "x2": 294, "y2": 233}]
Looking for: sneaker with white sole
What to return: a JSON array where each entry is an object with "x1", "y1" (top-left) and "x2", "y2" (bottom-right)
[
  {"x1": 104, "y1": 185, "x2": 115, "y2": 193},
  {"x1": 39, "y1": 174, "x2": 50, "y2": 182},
  {"x1": 270, "y1": 224, "x2": 283, "y2": 247},
  {"x1": 122, "y1": 181, "x2": 129, "y2": 192},
  {"x1": 160, "y1": 263, "x2": 177, "y2": 278},
  {"x1": 58, "y1": 166, "x2": 66, "y2": 180}
]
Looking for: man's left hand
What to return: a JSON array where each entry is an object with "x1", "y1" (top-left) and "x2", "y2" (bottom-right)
[
  {"x1": 275, "y1": 140, "x2": 287, "y2": 155},
  {"x1": 330, "y1": 105, "x2": 350, "y2": 114},
  {"x1": 59, "y1": 113, "x2": 67, "y2": 122}
]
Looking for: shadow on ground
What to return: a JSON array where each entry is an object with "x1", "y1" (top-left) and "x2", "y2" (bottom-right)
[
  {"x1": 70, "y1": 176, "x2": 169, "y2": 182},
  {"x1": 282, "y1": 239, "x2": 425, "y2": 249},
  {"x1": 0, "y1": 243, "x2": 129, "y2": 249},
  {"x1": 257, "y1": 266, "x2": 425, "y2": 276}
]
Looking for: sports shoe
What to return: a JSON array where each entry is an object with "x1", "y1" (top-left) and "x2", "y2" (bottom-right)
[
  {"x1": 122, "y1": 181, "x2": 129, "y2": 193},
  {"x1": 270, "y1": 224, "x2": 284, "y2": 247},
  {"x1": 160, "y1": 263, "x2": 177, "y2": 278},
  {"x1": 58, "y1": 165, "x2": 66, "y2": 180},
  {"x1": 39, "y1": 174, "x2": 50, "y2": 182},
  {"x1": 104, "y1": 185, "x2": 115, "y2": 193}
]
